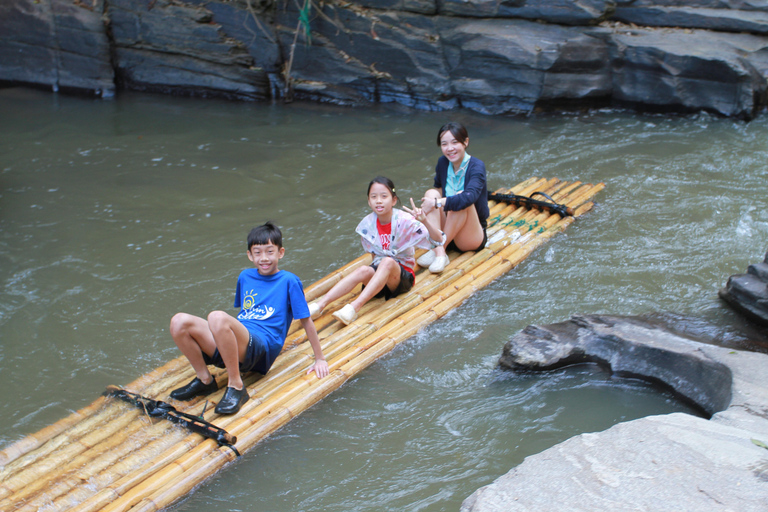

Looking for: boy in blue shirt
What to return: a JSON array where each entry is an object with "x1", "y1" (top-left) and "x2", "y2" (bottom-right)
[{"x1": 169, "y1": 222, "x2": 329, "y2": 415}]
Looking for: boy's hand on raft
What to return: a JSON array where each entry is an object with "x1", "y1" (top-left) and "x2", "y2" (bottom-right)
[
  {"x1": 404, "y1": 198, "x2": 426, "y2": 222},
  {"x1": 307, "y1": 359, "x2": 329, "y2": 379}
]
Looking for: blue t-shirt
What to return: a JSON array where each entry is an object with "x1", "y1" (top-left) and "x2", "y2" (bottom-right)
[{"x1": 234, "y1": 268, "x2": 309, "y2": 374}]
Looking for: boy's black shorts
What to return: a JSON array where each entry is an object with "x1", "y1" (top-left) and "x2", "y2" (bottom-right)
[
  {"x1": 202, "y1": 331, "x2": 266, "y2": 374},
  {"x1": 369, "y1": 262, "x2": 414, "y2": 301}
]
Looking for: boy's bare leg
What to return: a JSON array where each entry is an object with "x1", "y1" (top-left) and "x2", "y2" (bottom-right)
[
  {"x1": 207, "y1": 311, "x2": 251, "y2": 390},
  {"x1": 169, "y1": 312, "x2": 217, "y2": 384}
]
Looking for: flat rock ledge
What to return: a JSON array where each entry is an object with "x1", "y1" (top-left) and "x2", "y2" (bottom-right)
[
  {"x1": 720, "y1": 251, "x2": 768, "y2": 326},
  {"x1": 462, "y1": 314, "x2": 768, "y2": 512}
]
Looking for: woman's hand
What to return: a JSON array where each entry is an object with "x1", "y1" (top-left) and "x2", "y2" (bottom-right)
[
  {"x1": 420, "y1": 195, "x2": 443, "y2": 215},
  {"x1": 404, "y1": 198, "x2": 427, "y2": 222},
  {"x1": 420, "y1": 196, "x2": 434, "y2": 214}
]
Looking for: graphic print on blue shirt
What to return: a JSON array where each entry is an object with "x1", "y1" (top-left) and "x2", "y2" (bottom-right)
[
  {"x1": 238, "y1": 289, "x2": 276, "y2": 321},
  {"x1": 233, "y1": 269, "x2": 309, "y2": 374}
]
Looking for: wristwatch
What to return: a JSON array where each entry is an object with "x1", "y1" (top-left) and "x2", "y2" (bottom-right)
[{"x1": 435, "y1": 198, "x2": 442, "y2": 209}]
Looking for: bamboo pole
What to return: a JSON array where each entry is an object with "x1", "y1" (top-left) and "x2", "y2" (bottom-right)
[{"x1": 0, "y1": 357, "x2": 192, "y2": 469}]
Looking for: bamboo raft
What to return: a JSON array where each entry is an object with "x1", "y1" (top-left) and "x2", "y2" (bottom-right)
[{"x1": 0, "y1": 177, "x2": 604, "y2": 512}]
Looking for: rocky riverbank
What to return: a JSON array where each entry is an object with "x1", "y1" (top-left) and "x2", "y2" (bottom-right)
[
  {"x1": 720, "y1": 251, "x2": 768, "y2": 326},
  {"x1": 462, "y1": 314, "x2": 768, "y2": 511},
  {"x1": 3, "y1": 0, "x2": 768, "y2": 118}
]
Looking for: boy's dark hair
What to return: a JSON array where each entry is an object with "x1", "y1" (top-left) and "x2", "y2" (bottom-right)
[
  {"x1": 437, "y1": 121, "x2": 469, "y2": 146},
  {"x1": 367, "y1": 176, "x2": 397, "y2": 199},
  {"x1": 247, "y1": 221, "x2": 283, "y2": 250}
]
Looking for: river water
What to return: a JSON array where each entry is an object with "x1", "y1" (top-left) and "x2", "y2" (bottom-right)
[{"x1": 1, "y1": 87, "x2": 767, "y2": 511}]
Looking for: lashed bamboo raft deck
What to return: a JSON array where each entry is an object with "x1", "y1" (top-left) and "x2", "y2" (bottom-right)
[{"x1": 0, "y1": 177, "x2": 604, "y2": 512}]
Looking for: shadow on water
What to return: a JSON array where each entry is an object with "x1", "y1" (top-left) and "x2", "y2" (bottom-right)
[{"x1": 1, "y1": 87, "x2": 767, "y2": 511}]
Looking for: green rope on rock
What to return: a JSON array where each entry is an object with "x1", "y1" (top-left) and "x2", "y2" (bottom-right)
[{"x1": 298, "y1": 0, "x2": 312, "y2": 46}]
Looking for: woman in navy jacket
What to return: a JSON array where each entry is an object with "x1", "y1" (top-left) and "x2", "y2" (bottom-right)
[{"x1": 417, "y1": 122, "x2": 489, "y2": 273}]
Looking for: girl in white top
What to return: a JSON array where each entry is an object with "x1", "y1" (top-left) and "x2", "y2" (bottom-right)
[{"x1": 309, "y1": 176, "x2": 444, "y2": 325}]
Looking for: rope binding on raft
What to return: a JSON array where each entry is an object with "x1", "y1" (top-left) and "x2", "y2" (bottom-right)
[
  {"x1": 104, "y1": 385, "x2": 241, "y2": 457},
  {"x1": 488, "y1": 191, "x2": 574, "y2": 217}
]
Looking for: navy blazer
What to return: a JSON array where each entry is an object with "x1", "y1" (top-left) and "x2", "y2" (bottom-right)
[{"x1": 433, "y1": 155, "x2": 490, "y2": 229}]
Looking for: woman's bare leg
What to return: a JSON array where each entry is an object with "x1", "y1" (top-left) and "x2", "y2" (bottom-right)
[
  {"x1": 445, "y1": 204, "x2": 484, "y2": 252},
  {"x1": 422, "y1": 190, "x2": 483, "y2": 255},
  {"x1": 422, "y1": 189, "x2": 448, "y2": 258}
]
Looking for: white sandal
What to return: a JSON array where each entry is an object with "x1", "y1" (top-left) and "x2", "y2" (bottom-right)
[
  {"x1": 308, "y1": 302, "x2": 322, "y2": 317},
  {"x1": 429, "y1": 255, "x2": 450, "y2": 273},
  {"x1": 332, "y1": 304, "x2": 357, "y2": 325},
  {"x1": 417, "y1": 250, "x2": 436, "y2": 267}
]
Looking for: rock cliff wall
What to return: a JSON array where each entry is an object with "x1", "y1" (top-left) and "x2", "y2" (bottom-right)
[{"x1": 3, "y1": 0, "x2": 768, "y2": 118}]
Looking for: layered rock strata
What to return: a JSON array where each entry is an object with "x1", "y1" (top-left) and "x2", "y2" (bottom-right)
[
  {"x1": 3, "y1": 0, "x2": 768, "y2": 117},
  {"x1": 0, "y1": 0, "x2": 768, "y2": 118}
]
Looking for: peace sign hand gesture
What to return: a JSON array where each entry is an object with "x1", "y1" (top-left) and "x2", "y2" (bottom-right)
[{"x1": 403, "y1": 197, "x2": 426, "y2": 223}]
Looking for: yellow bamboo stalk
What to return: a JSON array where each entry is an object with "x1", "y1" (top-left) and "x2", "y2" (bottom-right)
[
  {"x1": 13, "y1": 422, "x2": 188, "y2": 512},
  {"x1": 0, "y1": 409, "x2": 147, "y2": 504},
  {"x1": 66, "y1": 430, "x2": 202, "y2": 512},
  {"x1": 0, "y1": 405, "x2": 137, "y2": 496},
  {"x1": 25, "y1": 371, "x2": 235, "y2": 511},
  {"x1": 0, "y1": 355, "x2": 193, "y2": 470},
  {"x1": 0, "y1": 396, "x2": 108, "y2": 468},
  {"x1": 1, "y1": 358, "x2": 218, "y2": 501}
]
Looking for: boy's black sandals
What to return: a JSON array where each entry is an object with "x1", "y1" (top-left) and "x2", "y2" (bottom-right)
[
  {"x1": 170, "y1": 377, "x2": 218, "y2": 401},
  {"x1": 215, "y1": 386, "x2": 249, "y2": 415}
]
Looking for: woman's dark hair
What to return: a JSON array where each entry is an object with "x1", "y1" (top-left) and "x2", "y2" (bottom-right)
[
  {"x1": 437, "y1": 121, "x2": 469, "y2": 146},
  {"x1": 247, "y1": 221, "x2": 283, "y2": 249},
  {"x1": 367, "y1": 176, "x2": 397, "y2": 199}
]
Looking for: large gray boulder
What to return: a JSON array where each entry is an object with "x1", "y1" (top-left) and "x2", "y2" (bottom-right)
[
  {"x1": 438, "y1": 19, "x2": 612, "y2": 115},
  {"x1": 594, "y1": 26, "x2": 768, "y2": 118},
  {"x1": 463, "y1": 315, "x2": 768, "y2": 512},
  {"x1": 720, "y1": 251, "x2": 768, "y2": 326}
]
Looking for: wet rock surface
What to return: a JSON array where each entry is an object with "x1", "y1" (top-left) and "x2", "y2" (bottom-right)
[
  {"x1": 720, "y1": 251, "x2": 768, "y2": 326},
  {"x1": 462, "y1": 314, "x2": 768, "y2": 512},
  {"x1": 3, "y1": 0, "x2": 768, "y2": 117}
]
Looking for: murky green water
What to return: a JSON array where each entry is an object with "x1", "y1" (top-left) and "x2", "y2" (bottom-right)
[{"x1": 1, "y1": 87, "x2": 767, "y2": 511}]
